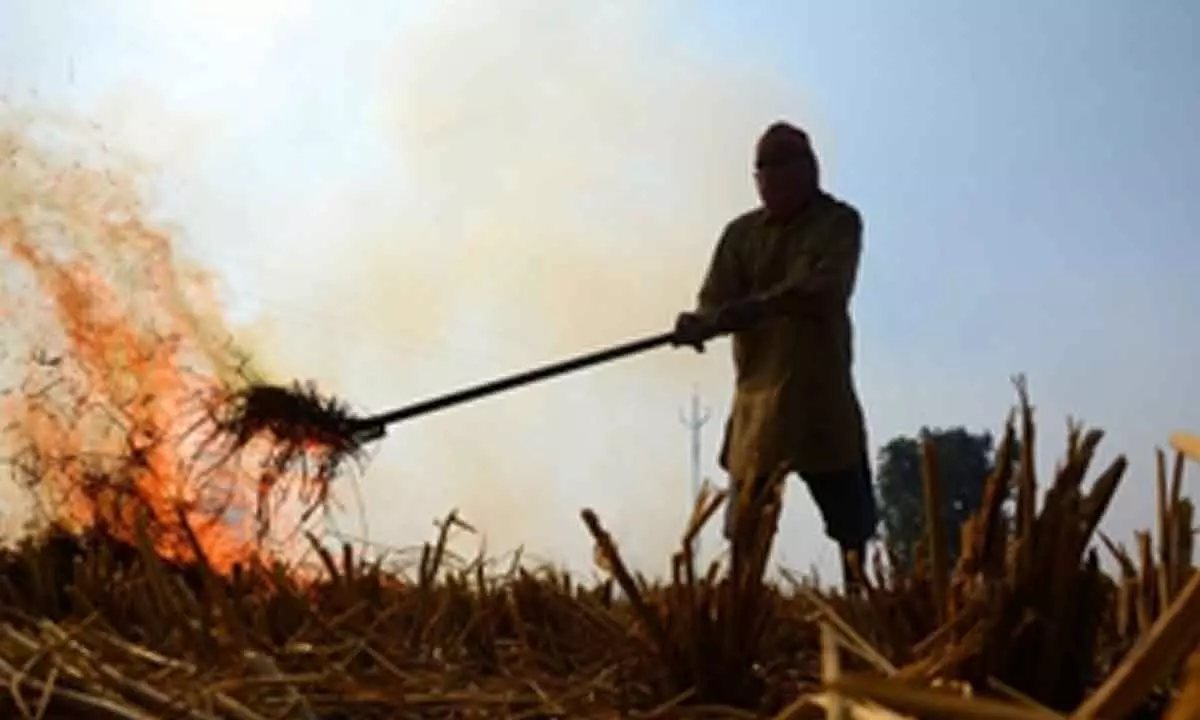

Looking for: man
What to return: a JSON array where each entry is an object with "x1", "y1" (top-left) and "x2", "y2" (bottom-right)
[{"x1": 672, "y1": 121, "x2": 876, "y2": 590}]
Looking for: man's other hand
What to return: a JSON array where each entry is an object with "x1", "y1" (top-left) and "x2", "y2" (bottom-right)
[{"x1": 713, "y1": 297, "x2": 766, "y2": 334}]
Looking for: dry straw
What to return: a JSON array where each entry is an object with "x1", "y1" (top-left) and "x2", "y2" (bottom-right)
[{"x1": 0, "y1": 377, "x2": 1197, "y2": 717}]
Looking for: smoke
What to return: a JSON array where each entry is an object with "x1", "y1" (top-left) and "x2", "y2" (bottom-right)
[
  {"x1": 3, "y1": 2, "x2": 809, "y2": 575},
  {"x1": 241, "y1": 3, "x2": 803, "y2": 573}
]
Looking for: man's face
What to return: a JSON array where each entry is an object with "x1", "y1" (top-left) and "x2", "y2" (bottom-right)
[{"x1": 754, "y1": 133, "x2": 817, "y2": 217}]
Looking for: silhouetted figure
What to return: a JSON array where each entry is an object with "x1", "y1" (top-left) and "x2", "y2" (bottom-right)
[{"x1": 673, "y1": 121, "x2": 876, "y2": 593}]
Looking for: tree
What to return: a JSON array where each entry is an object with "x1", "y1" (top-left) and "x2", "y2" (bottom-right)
[{"x1": 875, "y1": 426, "x2": 1016, "y2": 572}]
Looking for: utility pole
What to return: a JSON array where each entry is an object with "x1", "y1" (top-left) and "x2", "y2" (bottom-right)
[{"x1": 678, "y1": 385, "x2": 711, "y2": 557}]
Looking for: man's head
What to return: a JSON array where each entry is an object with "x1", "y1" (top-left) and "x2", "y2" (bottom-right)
[{"x1": 754, "y1": 121, "x2": 820, "y2": 218}]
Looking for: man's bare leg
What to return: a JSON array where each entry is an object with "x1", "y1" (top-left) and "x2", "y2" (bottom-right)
[
  {"x1": 801, "y1": 460, "x2": 877, "y2": 595},
  {"x1": 841, "y1": 541, "x2": 866, "y2": 595}
]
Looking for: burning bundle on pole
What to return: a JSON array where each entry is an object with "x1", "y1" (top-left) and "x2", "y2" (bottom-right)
[{"x1": 197, "y1": 378, "x2": 380, "y2": 539}]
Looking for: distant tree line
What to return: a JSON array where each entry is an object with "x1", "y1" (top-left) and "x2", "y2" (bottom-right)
[{"x1": 874, "y1": 426, "x2": 1020, "y2": 571}]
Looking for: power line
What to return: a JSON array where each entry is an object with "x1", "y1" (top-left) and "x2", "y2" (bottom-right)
[{"x1": 678, "y1": 384, "x2": 711, "y2": 557}]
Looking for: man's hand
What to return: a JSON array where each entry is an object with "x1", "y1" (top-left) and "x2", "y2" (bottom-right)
[
  {"x1": 672, "y1": 311, "x2": 717, "y2": 352},
  {"x1": 672, "y1": 297, "x2": 768, "y2": 352}
]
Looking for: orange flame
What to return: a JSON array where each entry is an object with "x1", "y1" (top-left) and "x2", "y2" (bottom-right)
[{"x1": 0, "y1": 117, "x2": 316, "y2": 574}]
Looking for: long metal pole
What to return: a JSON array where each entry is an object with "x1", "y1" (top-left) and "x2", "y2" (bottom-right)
[{"x1": 352, "y1": 330, "x2": 677, "y2": 435}]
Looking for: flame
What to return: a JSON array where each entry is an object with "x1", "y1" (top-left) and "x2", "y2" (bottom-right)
[{"x1": 0, "y1": 116, "x2": 316, "y2": 574}]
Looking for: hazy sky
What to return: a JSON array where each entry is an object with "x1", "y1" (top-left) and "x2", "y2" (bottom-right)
[{"x1": 2, "y1": 1, "x2": 1197, "y2": 580}]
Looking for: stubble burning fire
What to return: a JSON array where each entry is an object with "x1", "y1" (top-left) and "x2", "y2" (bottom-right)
[{"x1": 0, "y1": 115, "x2": 339, "y2": 575}]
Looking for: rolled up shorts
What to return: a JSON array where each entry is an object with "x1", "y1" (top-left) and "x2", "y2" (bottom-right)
[{"x1": 724, "y1": 456, "x2": 878, "y2": 548}]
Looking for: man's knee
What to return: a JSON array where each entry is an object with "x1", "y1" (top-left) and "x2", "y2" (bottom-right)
[
  {"x1": 722, "y1": 479, "x2": 740, "y2": 540},
  {"x1": 803, "y1": 464, "x2": 878, "y2": 548}
]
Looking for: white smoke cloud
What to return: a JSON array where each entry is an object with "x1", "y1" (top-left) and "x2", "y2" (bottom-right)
[{"x1": 1, "y1": 1, "x2": 830, "y2": 576}]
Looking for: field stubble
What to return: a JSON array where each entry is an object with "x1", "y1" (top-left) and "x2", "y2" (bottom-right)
[{"x1": 0, "y1": 382, "x2": 1197, "y2": 719}]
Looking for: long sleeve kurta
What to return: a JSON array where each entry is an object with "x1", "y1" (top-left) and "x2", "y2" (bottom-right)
[{"x1": 697, "y1": 192, "x2": 868, "y2": 482}]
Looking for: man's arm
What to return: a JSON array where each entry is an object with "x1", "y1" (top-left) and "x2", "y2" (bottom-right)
[
  {"x1": 671, "y1": 221, "x2": 748, "y2": 350},
  {"x1": 760, "y1": 206, "x2": 862, "y2": 317},
  {"x1": 696, "y1": 221, "x2": 745, "y2": 313}
]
